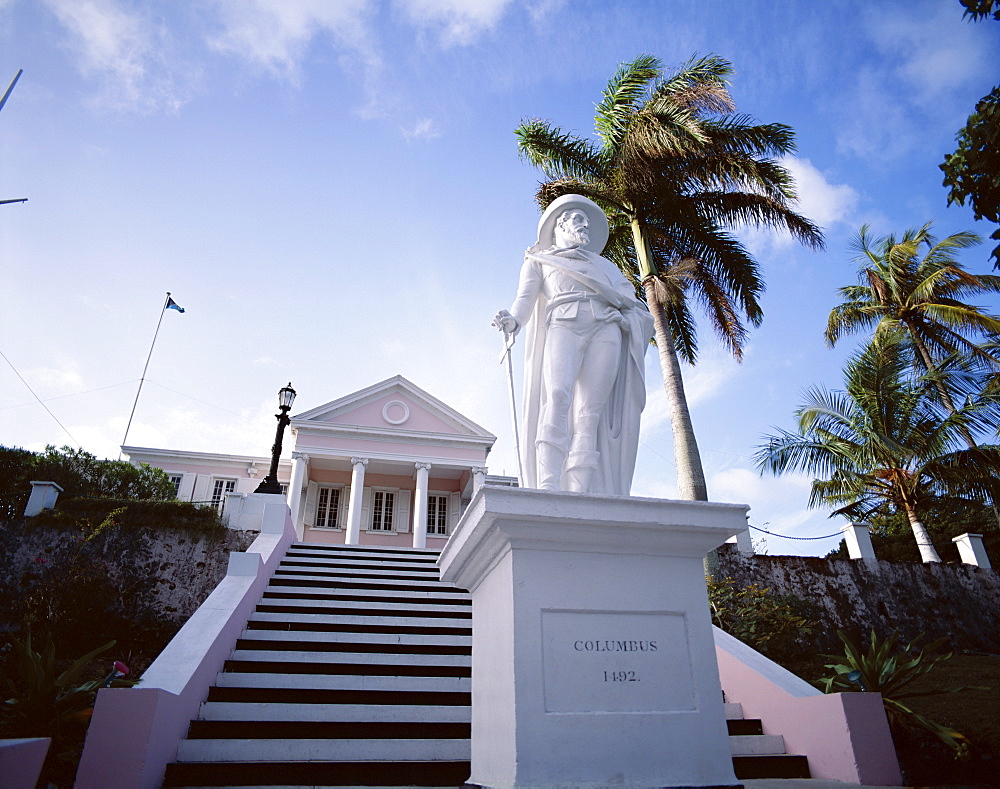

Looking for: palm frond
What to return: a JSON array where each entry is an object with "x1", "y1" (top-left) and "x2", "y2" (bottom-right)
[{"x1": 515, "y1": 119, "x2": 604, "y2": 181}]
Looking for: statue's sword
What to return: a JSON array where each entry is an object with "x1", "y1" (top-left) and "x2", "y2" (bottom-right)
[{"x1": 493, "y1": 319, "x2": 525, "y2": 485}]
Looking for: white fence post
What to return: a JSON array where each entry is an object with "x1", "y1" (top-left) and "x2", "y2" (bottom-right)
[
  {"x1": 24, "y1": 481, "x2": 63, "y2": 517},
  {"x1": 842, "y1": 523, "x2": 877, "y2": 563},
  {"x1": 952, "y1": 533, "x2": 992, "y2": 569}
]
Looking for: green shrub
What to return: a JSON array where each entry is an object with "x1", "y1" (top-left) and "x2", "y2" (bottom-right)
[
  {"x1": 707, "y1": 576, "x2": 821, "y2": 665},
  {"x1": 31, "y1": 496, "x2": 225, "y2": 536},
  {"x1": 0, "y1": 444, "x2": 175, "y2": 521},
  {"x1": 821, "y1": 629, "x2": 975, "y2": 755}
]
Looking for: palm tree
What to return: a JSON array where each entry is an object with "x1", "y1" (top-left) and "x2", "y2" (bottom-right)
[
  {"x1": 755, "y1": 340, "x2": 1000, "y2": 563},
  {"x1": 516, "y1": 54, "x2": 823, "y2": 501},
  {"x1": 826, "y1": 223, "x2": 1000, "y2": 416}
]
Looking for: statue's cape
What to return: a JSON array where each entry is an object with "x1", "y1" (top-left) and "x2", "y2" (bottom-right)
[{"x1": 519, "y1": 249, "x2": 654, "y2": 495}]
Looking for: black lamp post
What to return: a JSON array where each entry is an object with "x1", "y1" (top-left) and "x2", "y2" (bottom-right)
[{"x1": 255, "y1": 382, "x2": 296, "y2": 494}]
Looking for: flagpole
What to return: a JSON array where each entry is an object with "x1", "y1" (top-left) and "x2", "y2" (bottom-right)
[{"x1": 119, "y1": 292, "x2": 172, "y2": 459}]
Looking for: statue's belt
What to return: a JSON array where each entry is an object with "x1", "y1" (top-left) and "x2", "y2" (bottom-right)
[{"x1": 545, "y1": 292, "x2": 624, "y2": 324}]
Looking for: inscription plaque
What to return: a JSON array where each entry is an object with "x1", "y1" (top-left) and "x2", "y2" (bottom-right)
[{"x1": 541, "y1": 609, "x2": 694, "y2": 713}]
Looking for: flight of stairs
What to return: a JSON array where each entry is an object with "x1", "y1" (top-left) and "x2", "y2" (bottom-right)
[
  {"x1": 725, "y1": 702, "x2": 811, "y2": 780},
  {"x1": 164, "y1": 543, "x2": 472, "y2": 788},
  {"x1": 164, "y1": 542, "x2": 809, "y2": 787}
]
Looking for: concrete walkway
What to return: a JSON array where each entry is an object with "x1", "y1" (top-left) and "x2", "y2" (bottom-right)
[{"x1": 744, "y1": 780, "x2": 903, "y2": 789}]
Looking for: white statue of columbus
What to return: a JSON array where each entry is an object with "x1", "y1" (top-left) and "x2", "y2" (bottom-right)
[{"x1": 494, "y1": 194, "x2": 653, "y2": 495}]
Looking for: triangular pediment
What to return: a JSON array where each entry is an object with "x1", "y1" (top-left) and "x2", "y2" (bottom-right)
[{"x1": 291, "y1": 375, "x2": 495, "y2": 440}]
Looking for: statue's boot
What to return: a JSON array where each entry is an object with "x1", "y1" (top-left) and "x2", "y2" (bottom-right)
[
  {"x1": 564, "y1": 449, "x2": 599, "y2": 493},
  {"x1": 536, "y1": 440, "x2": 567, "y2": 490}
]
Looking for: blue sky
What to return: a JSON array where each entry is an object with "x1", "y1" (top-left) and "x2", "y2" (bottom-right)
[{"x1": 2, "y1": 0, "x2": 998, "y2": 555}]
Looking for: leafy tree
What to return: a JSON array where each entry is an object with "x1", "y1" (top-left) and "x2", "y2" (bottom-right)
[
  {"x1": 826, "y1": 223, "x2": 1000, "y2": 456},
  {"x1": 826, "y1": 223, "x2": 1000, "y2": 375},
  {"x1": 756, "y1": 340, "x2": 1000, "y2": 562},
  {"x1": 516, "y1": 54, "x2": 823, "y2": 501},
  {"x1": 958, "y1": 0, "x2": 1000, "y2": 20},
  {"x1": 941, "y1": 1, "x2": 1000, "y2": 265},
  {"x1": 707, "y1": 576, "x2": 820, "y2": 665},
  {"x1": 0, "y1": 445, "x2": 175, "y2": 519}
]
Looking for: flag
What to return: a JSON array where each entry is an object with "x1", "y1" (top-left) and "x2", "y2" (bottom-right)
[{"x1": 165, "y1": 297, "x2": 185, "y2": 313}]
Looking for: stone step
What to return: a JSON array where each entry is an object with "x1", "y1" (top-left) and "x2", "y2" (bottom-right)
[
  {"x1": 229, "y1": 650, "x2": 470, "y2": 668},
  {"x1": 269, "y1": 571, "x2": 464, "y2": 594},
  {"x1": 248, "y1": 612, "x2": 472, "y2": 631},
  {"x1": 162, "y1": 759, "x2": 470, "y2": 788},
  {"x1": 213, "y1": 673, "x2": 469, "y2": 694},
  {"x1": 187, "y1": 720, "x2": 469, "y2": 741},
  {"x1": 723, "y1": 701, "x2": 743, "y2": 719},
  {"x1": 199, "y1": 702, "x2": 471, "y2": 722},
  {"x1": 725, "y1": 718, "x2": 763, "y2": 736},
  {"x1": 264, "y1": 584, "x2": 470, "y2": 602},
  {"x1": 256, "y1": 598, "x2": 470, "y2": 615},
  {"x1": 234, "y1": 638, "x2": 469, "y2": 657},
  {"x1": 732, "y1": 754, "x2": 811, "y2": 780},
  {"x1": 222, "y1": 658, "x2": 470, "y2": 679},
  {"x1": 288, "y1": 543, "x2": 441, "y2": 559},
  {"x1": 278, "y1": 556, "x2": 438, "y2": 581},
  {"x1": 728, "y1": 734, "x2": 786, "y2": 756},
  {"x1": 238, "y1": 630, "x2": 470, "y2": 649},
  {"x1": 206, "y1": 686, "x2": 470, "y2": 709},
  {"x1": 175, "y1": 737, "x2": 470, "y2": 762}
]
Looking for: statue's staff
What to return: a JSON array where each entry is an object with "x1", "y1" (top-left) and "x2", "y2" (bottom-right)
[{"x1": 492, "y1": 315, "x2": 525, "y2": 485}]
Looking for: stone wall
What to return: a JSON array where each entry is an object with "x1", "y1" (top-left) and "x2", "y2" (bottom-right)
[
  {"x1": 0, "y1": 519, "x2": 257, "y2": 626},
  {"x1": 717, "y1": 543, "x2": 1000, "y2": 654}
]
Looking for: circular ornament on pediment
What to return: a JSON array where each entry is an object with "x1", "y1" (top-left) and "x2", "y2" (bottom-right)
[{"x1": 382, "y1": 400, "x2": 410, "y2": 425}]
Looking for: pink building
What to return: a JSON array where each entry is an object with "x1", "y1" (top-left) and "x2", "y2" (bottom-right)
[{"x1": 123, "y1": 376, "x2": 514, "y2": 549}]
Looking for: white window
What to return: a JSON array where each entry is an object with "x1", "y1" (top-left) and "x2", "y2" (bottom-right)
[
  {"x1": 316, "y1": 486, "x2": 343, "y2": 529},
  {"x1": 168, "y1": 474, "x2": 183, "y2": 497},
  {"x1": 370, "y1": 489, "x2": 395, "y2": 531},
  {"x1": 427, "y1": 494, "x2": 449, "y2": 535},
  {"x1": 211, "y1": 478, "x2": 237, "y2": 511}
]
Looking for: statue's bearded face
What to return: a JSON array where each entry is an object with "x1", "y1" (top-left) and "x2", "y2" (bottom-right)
[{"x1": 554, "y1": 209, "x2": 590, "y2": 248}]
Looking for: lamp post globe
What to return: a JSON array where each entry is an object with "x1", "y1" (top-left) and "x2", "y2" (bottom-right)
[{"x1": 255, "y1": 382, "x2": 296, "y2": 495}]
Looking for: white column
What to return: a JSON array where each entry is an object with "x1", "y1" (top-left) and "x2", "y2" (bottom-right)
[
  {"x1": 843, "y1": 523, "x2": 877, "y2": 562},
  {"x1": 345, "y1": 457, "x2": 368, "y2": 546},
  {"x1": 953, "y1": 533, "x2": 992, "y2": 569},
  {"x1": 287, "y1": 452, "x2": 309, "y2": 540},
  {"x1": 471, "y1": 466, "x2": 487, "y2": 494},
  {"x1": 413, "y1": 462, "x2": 432, "y2": 549}
]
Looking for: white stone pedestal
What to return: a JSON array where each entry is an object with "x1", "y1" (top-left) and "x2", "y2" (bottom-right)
[{"x1": 438, "y1": 486, "x2": 748, "y2": 789}]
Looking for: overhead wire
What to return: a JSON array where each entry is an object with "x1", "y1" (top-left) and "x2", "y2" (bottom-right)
[{"x1": 0, "y1": 346, "x2": 81, "y2": 447}]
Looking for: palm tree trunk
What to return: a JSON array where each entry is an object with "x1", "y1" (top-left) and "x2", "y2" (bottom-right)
[
  {"x1": 630, "y1": 219, "x2": 709, "y2": 502},
  {"x1": 632, "y1": 219, "x2": 714, "y2": 575},
  {"x1": 910, "y1": 332, "x2": 978, "y2": 447},
  {"x1": 643, "y1": 283, "x2": 709, "y2": 501},
  {"x1": 903, "y1": 503, "x2": 942, "y2": 563}
]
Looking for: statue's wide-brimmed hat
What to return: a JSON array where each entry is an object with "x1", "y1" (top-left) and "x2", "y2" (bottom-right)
[{"x1": 529, "y1": 193, "x2": 609, "y2": 254}]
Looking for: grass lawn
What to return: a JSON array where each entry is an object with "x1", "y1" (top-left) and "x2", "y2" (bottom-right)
[{"x1": 889, "y1": 653, "x2": 1000, "y2": 786}]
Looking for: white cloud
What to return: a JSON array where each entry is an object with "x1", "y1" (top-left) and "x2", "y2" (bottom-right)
[
  {"x1": 401, "y1": 117, "x2": 441, "y2": 141},
  {"x1": 782, "y1": 156, "x2": 859, "y2": 231},
  {"x1": 42, "y1": 0, "x2": 187, "y2": 113},
  {"x1": 836, "y1": 3, "x2": 994, "y2": 162},
  {"x1": 206, "y1": 0, "x2": 380, "y2": 85},
  {"x1": 22, "y1": 358, "x2": 87, "y2": 395},
  {"x1": 395, "y1": 0, "x2": 513, "y2": 46},
  {"x1": 865, "y1": 4, "x2": 989, "y2": 104},
  {"x1": 739, "y1": 156, "x2": 858, "y2": 254},
  {"x1": 525, "y1": 0, "x2": 566, "y2": 25}
]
